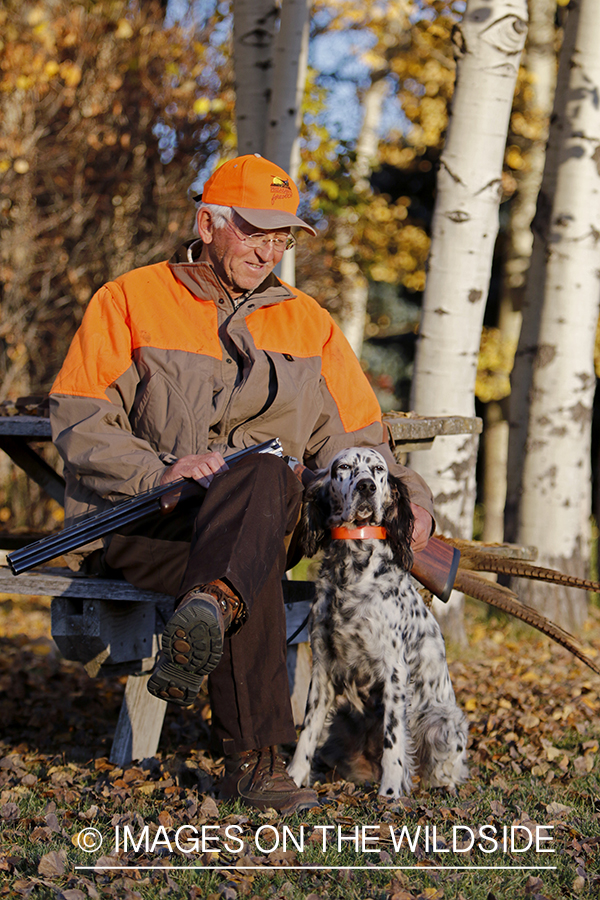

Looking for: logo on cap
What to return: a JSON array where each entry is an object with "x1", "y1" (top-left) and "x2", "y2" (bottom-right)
[{"x1": 270, "y1": 175, "x2": 293, "y2": 206}]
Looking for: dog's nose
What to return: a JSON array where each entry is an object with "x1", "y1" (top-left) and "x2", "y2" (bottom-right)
[{"x1": 356, "y1": 479, "x2": 376, "y2": 495}]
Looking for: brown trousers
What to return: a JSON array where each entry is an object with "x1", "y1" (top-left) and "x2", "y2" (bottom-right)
[{"x1": 102, "y1": 453, "x2": 304, "y2": 754}]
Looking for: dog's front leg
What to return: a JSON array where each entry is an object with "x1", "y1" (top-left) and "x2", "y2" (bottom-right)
[
  {"x1": 379, "y1": 661, "x2": 414, "y2": 798},
  {"x1": 288, "y1": 663, "x2": 335, "y2": 787}
]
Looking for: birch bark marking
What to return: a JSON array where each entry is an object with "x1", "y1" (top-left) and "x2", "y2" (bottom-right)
[
  {"x1": 264, "y1": 0, "x2": 311, "y2": 286},
  {"x1": 505, "y1": 2, "x2": 576, "y2": 541},
  {"x1": 482, "y1": 0, "x2": 558, "y2": 545},
  {"x1": 409, "y1": 0, "x2": 527, "y2": 640},
  {"x1": 264, "y1": 0, "x2": 310, "y2": 176},
  {"x1": 515, "y1": 0, "x2": 600, "y2": 630},
  {"x1": 232, "y1": 0, "x2": 278, "y2": 155}
]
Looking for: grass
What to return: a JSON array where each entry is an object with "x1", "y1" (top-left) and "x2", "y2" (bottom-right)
[{"x1": 1, "y1": 594, "x2": 599, "y2": 899}]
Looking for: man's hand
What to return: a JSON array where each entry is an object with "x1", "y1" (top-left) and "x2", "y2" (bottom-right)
[
  {"x1": 410, "y1": 503, "x2": 433, "y2": 553},
  {"x1": 160, "y1": 451, "x2": 229, "y2": 489}
]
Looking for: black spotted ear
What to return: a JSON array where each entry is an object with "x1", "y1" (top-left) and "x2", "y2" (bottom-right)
[
  {"x1": 299, "y1": 476, "x2": 331, "y2": 557},
  {"x1": 383, "y1": 475, "x2": 414, "y2": 571}
]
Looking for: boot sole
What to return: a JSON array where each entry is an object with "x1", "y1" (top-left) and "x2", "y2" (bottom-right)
[{"x1": 147, "y1": 598, "x2": 224, "y2": 706}]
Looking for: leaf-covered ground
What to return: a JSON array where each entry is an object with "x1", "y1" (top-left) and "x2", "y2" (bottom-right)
[{"x1": 1, "y1": 593, "x2": 599, "y2": 900}]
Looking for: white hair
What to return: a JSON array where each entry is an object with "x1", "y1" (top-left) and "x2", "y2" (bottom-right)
[{"x1": 194, "y1": 201, "x2": 232, "y2": 234}]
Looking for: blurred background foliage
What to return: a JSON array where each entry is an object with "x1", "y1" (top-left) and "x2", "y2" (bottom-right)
[{"x1": 0, "y1": 0, "x2": 587, "y2": 524}]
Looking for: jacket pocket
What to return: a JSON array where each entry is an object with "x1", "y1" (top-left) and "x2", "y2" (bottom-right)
[{"x1": 131, "y1": 370, "x2": 209, "y2": 457}]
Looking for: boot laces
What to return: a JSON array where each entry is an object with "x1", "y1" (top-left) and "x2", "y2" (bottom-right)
[{"x1": 249, "y1": 746, "x2": 285, "y2": 787}]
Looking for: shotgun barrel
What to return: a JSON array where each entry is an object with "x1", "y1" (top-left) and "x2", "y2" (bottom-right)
[{"x1": 7, "y1": 438, "x2": 283, "y2": 575}]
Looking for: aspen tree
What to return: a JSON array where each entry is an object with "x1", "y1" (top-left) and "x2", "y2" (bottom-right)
[
  {"x1": 409, "y1": 0, "x2": 527, "y2": 641},
  {"x1": 232, "y1": 0, "x2": 277, "y2": 155},
  {"x1": 264, "y1": 0, "x2": 311, "y2": 285},
  {"x1": 510, "y1": 0, "x2": 600, "y2": 630},
  {"x1": 482, "y1": 0, "x2": 558, "y2": 545}
]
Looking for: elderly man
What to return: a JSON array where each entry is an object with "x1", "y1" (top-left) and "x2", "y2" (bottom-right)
[{"x1": 49, "y1": 153, "x2": 434, "y2": 815}]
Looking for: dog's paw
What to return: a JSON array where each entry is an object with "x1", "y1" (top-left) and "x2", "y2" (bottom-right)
[
  {"x1": 378, "y1": 768, "x2": 414, "y2": 799},
  {"x1": 287, "y1": 757, "x2": 312, "y2": 788},
  {"x1": 425, "y1": 751, "x2": 468, "y2": 791}
]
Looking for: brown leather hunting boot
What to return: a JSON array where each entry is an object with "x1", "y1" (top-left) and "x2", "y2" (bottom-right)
[
  {"x1": 218, "y1": 746, "x2": 319, "y2": 816},
  {"x1": 147, "y1": 579, "x2": 243, "y2": 706}
]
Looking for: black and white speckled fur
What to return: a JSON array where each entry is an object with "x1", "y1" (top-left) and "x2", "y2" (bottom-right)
[{"x1": 288, "y1": 448, "x2": 468, "y2": 798}]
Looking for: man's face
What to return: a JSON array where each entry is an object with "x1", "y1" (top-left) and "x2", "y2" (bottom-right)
[{"x1": 198, "y1": 210, "x2": 288, "y2": 298}]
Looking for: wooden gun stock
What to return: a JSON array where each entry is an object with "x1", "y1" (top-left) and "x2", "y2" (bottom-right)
[{"x1": 411, "y1": 536, "x2": 460, "y2": 603}]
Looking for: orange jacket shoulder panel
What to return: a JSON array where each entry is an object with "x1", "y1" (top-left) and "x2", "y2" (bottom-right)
[
  {"x1": 246, "y1": 285, "x2": 381, "y2": 435},
  {"x1": 51, "y1": 263, "x2": 221, "y2": 399}
]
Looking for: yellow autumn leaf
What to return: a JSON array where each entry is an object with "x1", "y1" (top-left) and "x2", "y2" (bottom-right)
[
  {"x1": 519, "y1": 713, "x2": 540, "y2": 729},
  {"x1": 136, "y1": 783, "x2": 156, "y2": 795},
  {"x1": 16, "y1": 75, "x2": 34, "y2": 90},
  {"x1": 27, "y1": 6, "x2": 46, "y2": 26},
  {"x1": 193, "y1": 97, "x2": 211, "y2": 115},
  {"x1": 544, "y1": 745, "x2": 562, "y2": 761},
  {"x1": 115, "y1": 19, "x2": 134, "y2": 40},
  {"x1": 420, "y1": 889, "x2": 443, "y2": 900},
  {"x1": 59, "y1": 61, "x2": 81, "y2": 87}
]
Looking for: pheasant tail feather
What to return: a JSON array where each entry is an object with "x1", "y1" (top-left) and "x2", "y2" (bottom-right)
[{"x1": 454, "y1": 569, "x2": 600, "y2": 678}]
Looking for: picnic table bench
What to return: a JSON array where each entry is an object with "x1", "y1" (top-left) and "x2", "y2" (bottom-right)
[{"x1": 0, "y1": 400, "x2": 482, "y2": 765}]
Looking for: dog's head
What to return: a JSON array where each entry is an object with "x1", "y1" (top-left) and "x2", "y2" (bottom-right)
[{"x1": 301, "y1": 448, "x2": 414, "y2": 570}]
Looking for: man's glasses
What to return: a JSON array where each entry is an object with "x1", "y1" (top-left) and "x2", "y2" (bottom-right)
[{"x1": 224, "y1": 218, "x2": 296, "y2": 252}]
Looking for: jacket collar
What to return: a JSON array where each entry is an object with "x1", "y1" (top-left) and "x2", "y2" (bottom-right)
[{"x1": 168, "y1": 240, "x2": 295, "y2": 309}]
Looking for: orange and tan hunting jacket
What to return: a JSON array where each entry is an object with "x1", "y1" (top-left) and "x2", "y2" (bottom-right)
[{"x1": 50, "y1": 242, "x2": 433, "y2": 526}]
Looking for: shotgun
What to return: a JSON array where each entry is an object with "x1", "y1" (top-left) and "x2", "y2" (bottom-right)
[
  {"x1": 411, "y1": 536, "x2": 460, "y2": 603},
  {"x1": 7, "y1": 438, "x2": 283, "y2": 576},
  {"x1": 7, "y1": 439, "x2": 461, "y2": 603}
]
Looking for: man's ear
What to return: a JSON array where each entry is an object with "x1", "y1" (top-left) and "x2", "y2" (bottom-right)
[{"x1": 196, "y1": 208, "x2": 215, "y2": 244}]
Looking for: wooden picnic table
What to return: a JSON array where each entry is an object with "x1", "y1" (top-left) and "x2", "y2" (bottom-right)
[
  {"x1": 0, "y1": 401, "x2": 482, "y2": 765},
  {"x1": 0, "y1": 406, "x2": 482, "y2": 510}
]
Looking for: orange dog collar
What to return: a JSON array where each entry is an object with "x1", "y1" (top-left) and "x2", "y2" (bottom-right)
[{"x1": 330, "y1": 526, "x2": 388, "y2": 540}]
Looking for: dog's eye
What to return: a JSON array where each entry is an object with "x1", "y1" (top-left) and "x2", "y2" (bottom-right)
[
  {"x1": 337, "y1": 463, "x2": 350, "y2": 471},
  {"x1": 374, "y1": 465, "x2": 386, "y2": 473}
]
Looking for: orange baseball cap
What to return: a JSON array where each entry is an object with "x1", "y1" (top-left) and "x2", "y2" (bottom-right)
[{"x1": 195, "y1": 153, "x2": 316, "y2": 235}]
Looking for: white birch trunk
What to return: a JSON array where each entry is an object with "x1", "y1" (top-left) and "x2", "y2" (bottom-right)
[
  {"x1": 505, "y1": 3, "x2": 575, "y2": 541},
  {"x1": 264, "y1": 0, "x2": 310, "y2": 176},
  {"x1": 482, "y1": 0, "x2": 558, "y2": 545},
  {"x1": 336, "y1": 75, "x2": 389, "y2": 357},
  {"x1": 264, "y1": 0, "x2": 311, "y2": 286},
  {"x1": 232, "y1": 0, "x2": 278, "y2": 155},
  {"x1": 409, "y1": 0, "x2": 527, "y2": 642},
  {"x1": 513, "y1": 0, "x2": 600, "y2": 631},
  {"x1": 501, "y1": 0, "x2": 557, "y2": 310}
]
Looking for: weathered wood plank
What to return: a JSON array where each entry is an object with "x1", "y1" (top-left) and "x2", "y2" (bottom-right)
[
  {"x1": 1, "y1": 412, "x2": 483, "y2": 445},
  {"x1": 0, "y1": 566, "x2": 315, "y2": 605},
  {"x1": 0, "y1": 416, "x2": 53, "y2": 438},
  {"x1": 0, "y1": 566, "x2": 173, "y2": 603},
  {"x1": 383, "y1": 412, "x2": 483, "y2": 443},
  {"x1": 287, "y1": 641, "x2": 312, "y2": 726},
  {"x1": 51, "y1": 596, "x2": 166, "y2": 672},
  {"x1": 110, "y1": 673, "x2": 168, "y2": 766}
]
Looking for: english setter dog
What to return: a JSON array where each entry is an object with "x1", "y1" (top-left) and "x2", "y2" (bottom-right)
[{"x1": 288, "y1": 448, "x2": 468, "y2": 798}]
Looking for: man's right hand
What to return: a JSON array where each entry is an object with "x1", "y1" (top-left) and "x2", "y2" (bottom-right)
[{"x1": 160, "y1": 452, "x2": 229, "y2": 489}]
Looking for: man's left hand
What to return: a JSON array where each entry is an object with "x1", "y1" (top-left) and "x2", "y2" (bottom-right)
[{"x1": 410, "y1": 504, "x2": 433, "y2": 553}]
